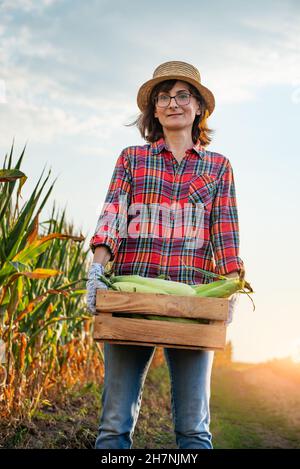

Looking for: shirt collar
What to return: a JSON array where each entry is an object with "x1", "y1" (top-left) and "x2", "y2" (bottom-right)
[{"x1": 150, "y1": 136, "x2": 206, "y2": 159}]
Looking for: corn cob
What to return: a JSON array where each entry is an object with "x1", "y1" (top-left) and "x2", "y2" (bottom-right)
[
  {"x1": 192, "y1": 277, "x2": 244, "y2": 298},
  {"x1": 110, "y1": 275, "x2": 143, "y2": 284},
  {"x1": 110, "y1": 274, "x2": 196, "y2": 296},
  {"x1": 113, "y1": 312, "x2": 209, "y2": 324},
  {"x1": 111, "y1": 281, "x2": 167, "y2": 295},
  {"x1": 98, "y1": 269, "x2": 254, "y2": 323}
]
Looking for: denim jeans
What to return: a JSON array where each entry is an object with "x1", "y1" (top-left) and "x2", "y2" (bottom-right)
[{"x1": 95, "y1": 342, "x2": 215, "y2": 449}]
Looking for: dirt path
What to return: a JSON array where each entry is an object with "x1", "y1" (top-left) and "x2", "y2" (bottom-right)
[
  {"x1": 211, "y1": 361, "x2": 300, "y2": 448},
  {"x1": 240, "y1": 362, "x2": 300, "y2": 429}
]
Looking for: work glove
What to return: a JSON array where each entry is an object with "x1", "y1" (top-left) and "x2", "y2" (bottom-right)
[
  {"x1": 223, "y1": 271, "x2": 240, "y2": 325},
  {"x1": 226, "y1": 292, "x2": 239, "y2": 325},
  {"x1": 86, "y1": 262, "x2": 107, "y2": 314}
]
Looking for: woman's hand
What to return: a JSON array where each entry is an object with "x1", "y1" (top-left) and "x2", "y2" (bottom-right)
[
  {"x1": 86, "y1": 262, "x2": 108, "y2": 314},
  {"x1": 223, "y1": 270, "x2": 240, "y2": 279}
]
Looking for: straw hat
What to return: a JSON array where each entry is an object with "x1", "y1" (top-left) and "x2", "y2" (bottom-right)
[{"x1": 137, "y1": 60, "x2": 215, "y2": 115}]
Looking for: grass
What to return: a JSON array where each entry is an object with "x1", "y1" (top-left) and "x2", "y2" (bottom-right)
[
  {"x1": 132, "y1": 365, "x2": 176, "y2": 449},
  {"x1": 1, "y1": 355, "x2": 300, "y2": 449},
  {"x1": 0, "y1": 382, "x2": 101, "y2": 449}
]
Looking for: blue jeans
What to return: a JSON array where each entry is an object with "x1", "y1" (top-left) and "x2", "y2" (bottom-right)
[{"x1": 95, "y1": 343, "x2": 214, "y2": 449}]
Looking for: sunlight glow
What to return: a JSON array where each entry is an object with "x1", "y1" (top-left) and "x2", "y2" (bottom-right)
[{"x1": 290, "y1": 339, "x2": 300, "y2": 364}]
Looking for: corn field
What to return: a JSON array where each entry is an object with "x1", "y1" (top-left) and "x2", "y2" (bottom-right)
[{"x1": 0, "y1": 143, "x2": 104, "y2": 421}]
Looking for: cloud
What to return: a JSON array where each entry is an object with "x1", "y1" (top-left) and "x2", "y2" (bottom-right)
[
  {"x1": 239, "y1": 12, "x2": 300, "y2": 87},
  {"x1": 0, "y1": 80, "x2": 6, "y2": 104},
  {"x1": 0, "y1": 0, "x2": 300, "y2": 148},
  {"x1": 0, "y1": 20, "x2": 134, "y2": 145},
  {"x1": 0, "y1": 0, "x2": 59, "y2": 13}
]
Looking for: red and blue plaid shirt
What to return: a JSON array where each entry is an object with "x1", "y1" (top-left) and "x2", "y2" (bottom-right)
[{"x1": 89, "y1": 137, "x2": 244, "y2": 284}]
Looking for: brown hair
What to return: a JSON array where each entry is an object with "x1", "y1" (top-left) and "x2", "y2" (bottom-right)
[{"x1": 126, "y1": 79, "x2": 214, "y2": 146}]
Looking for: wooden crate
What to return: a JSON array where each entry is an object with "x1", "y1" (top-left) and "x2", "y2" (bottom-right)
[{"x1": 93, "y1": 290, "x2": 229, "y2": 351}]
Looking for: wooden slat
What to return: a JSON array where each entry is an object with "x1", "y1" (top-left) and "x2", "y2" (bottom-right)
[
  {"x1": 98, "y1": 339, "x2": 224, "y2": 351},
  {"x1": 93, "y1": 315, "x2": 226, "y2": 349},
  {"x1": 96, "y1": 290, "x2": 228, "y2": 321}
]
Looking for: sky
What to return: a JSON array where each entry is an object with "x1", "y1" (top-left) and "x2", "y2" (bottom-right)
[{"x1": 0, "y1": 0, "x2": 300, "y2": 363}]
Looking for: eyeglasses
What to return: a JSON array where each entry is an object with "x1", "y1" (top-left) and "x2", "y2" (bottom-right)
[{"x1": 154, "y1": 92, "x2": 195, "y2": 108}]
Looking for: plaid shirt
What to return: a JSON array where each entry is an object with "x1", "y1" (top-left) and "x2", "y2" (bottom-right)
[{"x1": 89, "y1": 137, "x2": 244, "y2": 284}]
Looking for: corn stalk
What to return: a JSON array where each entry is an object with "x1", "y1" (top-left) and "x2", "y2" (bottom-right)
[{"x1": 0, "y1": 142, "x2": 103, "y2": 420}]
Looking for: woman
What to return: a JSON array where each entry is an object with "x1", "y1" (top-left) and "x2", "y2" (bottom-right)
[{"x1": 86, "y1": 61, "x2": 245, "y2": 449}]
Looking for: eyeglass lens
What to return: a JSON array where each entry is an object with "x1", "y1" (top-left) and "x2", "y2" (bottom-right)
[{"x1": 156, "y1": 92, "x2": 191, "y2": 107}]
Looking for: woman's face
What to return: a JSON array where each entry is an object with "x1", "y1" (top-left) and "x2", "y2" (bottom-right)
[{"x1": 154, "y1": 80, "x2": 201, "y2": 135}]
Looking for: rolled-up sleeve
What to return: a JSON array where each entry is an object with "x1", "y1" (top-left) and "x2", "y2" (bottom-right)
[
  {"x1": 89, "y1": 148, "x2": 132, "y2": 260},
  {"x1": 209, "y1": 159, "x2": 245, "y2": 276}
]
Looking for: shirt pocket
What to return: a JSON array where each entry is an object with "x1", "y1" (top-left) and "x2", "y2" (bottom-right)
[{"x1": 188, "y1": 174, "x2": 217, "y2": 212}]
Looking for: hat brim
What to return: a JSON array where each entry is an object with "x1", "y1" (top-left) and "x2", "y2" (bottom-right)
[{"x1": 137, "y1": 75, "x2": 215, "y2": 115}]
